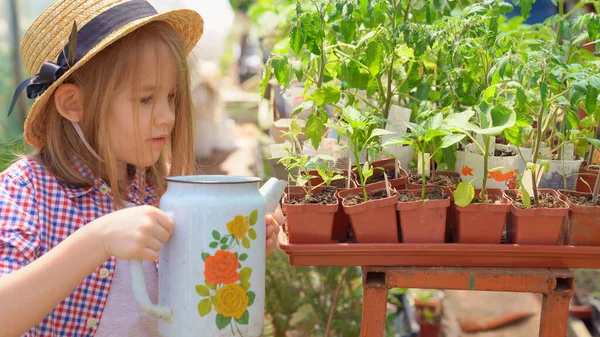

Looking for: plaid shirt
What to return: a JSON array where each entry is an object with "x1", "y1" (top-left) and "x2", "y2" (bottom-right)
[{"x1": 0, "y1": 156, "x2": 159, "y2": 336}]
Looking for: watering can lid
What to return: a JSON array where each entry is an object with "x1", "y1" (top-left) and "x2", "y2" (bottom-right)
[{"x1": 166, "y1": 175, "x2": 262, "y2": 184}]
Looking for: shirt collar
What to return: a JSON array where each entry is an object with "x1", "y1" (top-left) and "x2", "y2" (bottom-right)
[{"x1": 63, "y1": 155, "x2": 159, "y2": 205}]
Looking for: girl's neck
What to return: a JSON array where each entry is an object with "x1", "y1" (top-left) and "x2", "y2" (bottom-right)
[{"x1": 117, "y1": 162, "x2": 133, "y2": 186}]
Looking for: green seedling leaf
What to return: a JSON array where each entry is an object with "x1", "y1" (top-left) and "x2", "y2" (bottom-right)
[{"x1": 453, "y1": 182, "x2": 475, "y2": 207}]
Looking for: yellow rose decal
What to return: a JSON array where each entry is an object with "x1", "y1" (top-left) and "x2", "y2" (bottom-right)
[
  {"x1": 227, "y1": 215, "x2": 249, "y2": 240},
  {"x1": 214, "y1": 283, "x2": 249, "y2": 320}
]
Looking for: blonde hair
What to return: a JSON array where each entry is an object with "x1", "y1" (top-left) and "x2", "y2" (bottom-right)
[{"x1": 35, "y1": 21, "x2": 195, "y2": 207}]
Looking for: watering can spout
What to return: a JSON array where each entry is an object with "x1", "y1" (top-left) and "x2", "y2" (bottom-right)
[{"x1": 260, "y1": 178, "x2": 287, "y2": 213}]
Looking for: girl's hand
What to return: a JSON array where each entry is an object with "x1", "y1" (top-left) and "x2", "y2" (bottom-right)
[
  {"x1": 266, "y1": 205, "x2": 285, "y2": 257},
  {"x1": 90, "y1": 205, "x2": 174, "y2": 261}
]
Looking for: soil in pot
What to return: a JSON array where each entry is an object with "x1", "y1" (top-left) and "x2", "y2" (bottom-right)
[
  {"x1": 361, "y1": 158, "x2": 408, "y2": 189},
  {"x1": 285, "y1": 186, "x2": 338, "y2": 205},
  {"x1": 397, "y1": 188, "x2": 446, "y2": 202},
  {"x1": 366, "y1": 169, "x2": 396, "y2": 184},
  {"x1": 563, "y1": 192, "x2": 600, "y2": 206},
  {"x1": 283, "y1": 186, "x2": 339, "y2": 244},
  {"x1": 343, "y1": 189, "x2": 392, "y2": 206},
  {"x1": 504, "y1": 190, "x2": 567, "y2": 210},
  {"x1": 409, "y1": 170, "x2": 461, "y2": 188},
  {"x1": 494, "y1": 147, "x2": 517, "y2": 157}
]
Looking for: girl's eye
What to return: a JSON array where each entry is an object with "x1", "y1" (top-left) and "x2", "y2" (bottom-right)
[{"x1": 140, "y1": 96, "x2": 153, "y2": 104}]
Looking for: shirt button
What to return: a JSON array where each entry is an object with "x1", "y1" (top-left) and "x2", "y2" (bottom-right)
[
  {"x1": 99, "y1": 185, "x2": 109, "y2": 195},
  {"x1": 86, "y1": 317, "x2": 97, "y2": 328},
  {"x1": 99, "y1": 268, "x2": 110, "y2": 279}
]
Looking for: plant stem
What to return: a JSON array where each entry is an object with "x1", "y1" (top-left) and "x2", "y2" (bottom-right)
[
  {"x1": 555, "y1": 0, "x2": 565, "y2": 45},
  {"x1": 592, "y1": 169, "x2": 600, "y2": 203},
  {"x1": 531, "y1": 103, "x2": 546, "y2": 206},
  {"x1": 384, "y1": 0, "x2": 403, "y2": 119},
  {"x1": 540, "y1": 141, "x2": 570, "y2": 159},
  {"x1": 421, "y1": 151, "x2": 427, "y2": 200},
  {"x1": 316, "y1": 2, "x2": 328, "y2": 88},
  {"x1": 564, "y1": 0, "x2": 587, "y2": 19},
  {"x1": 430, "y1": 142, "x2": 436, "y2": 181},
  {"x1": 589, "y1": 125, "x2": 597, "y2": 165},
  {"x1": 333, "y1": 50, "x2": 371, "y2": 72},
  {"x1": 303, "y1": 72, "x2": 319, "y2": 85},
  {"x1": 403, "y1": 0, "x2": 411, "y2": 22},
  {"x1": 325, "y1": 267, "x2": 347, "y2": 337},
  {"x1": 346, "y1": 90, "x2": 379, "y2": 110},
  {"x1": 481, "y1": 135, "x2": 490, "y2": 201},
  {"x1": 396, "y1": 91, "x2": 422, "y2": 102},
  {"x1": 354, "y1": 152, "x2": 369, "y2": 201}
]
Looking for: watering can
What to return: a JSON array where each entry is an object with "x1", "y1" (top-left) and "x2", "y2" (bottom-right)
[{"x1": 129, "y1": 176, "x2": 287, "y2": 336}]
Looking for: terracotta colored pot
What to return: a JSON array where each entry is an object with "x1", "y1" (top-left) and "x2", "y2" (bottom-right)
[
  {"x1": 306, "y1": 170, "x2": 360, "y2": 242},
  {"x1": 307, "y1": 169, "x2": 358, "y2": 188},
  {"x1": 282, "y1": 186, "x2": 338, "y2": 244},
  {"x1": 558, "y1": 190, "x2": 600, "y2": 246},
  {"x1": 369, "y1": 158, "x2": 409, "y2": 190},
  {"x1": 352, "y1": 158, "x2": 409, "y2": 190},
  {"x1": 332, "y1": 179, "x2": 358, "y2": 242},
  {"x1": 396, "y1": 188, "x2": 450, "y2": 243},
  {"x1": 337, "y1": 181, "x2": 399, "y2": 243},
  {"x1": 419, "y1": 322, "x2": 441, "y2": 337},
  {"x1": 576, "y1": 167, "x2": 598, "y2": 193},
  {"x1": 503, "y1": 189, "x2": 569, "y2": 245},
  {"x1": 410, "y1": 178, "x2": 458, "y2": 243},
  {"x1": 454, "y1": 189, "x2": 510, "y2": 244}
]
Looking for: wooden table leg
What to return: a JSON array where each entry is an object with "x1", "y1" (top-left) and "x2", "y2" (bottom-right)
[
  {"x1": 539, "y1": 271, "x2": 575, "y2": 337},
  {"x1": 361, "y1": 270, "x2": 388, "y2": 337}
]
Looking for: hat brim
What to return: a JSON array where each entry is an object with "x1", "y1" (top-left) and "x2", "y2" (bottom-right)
[{"x1": 23, "y1": 9, "x2": 204, "y2": 149}]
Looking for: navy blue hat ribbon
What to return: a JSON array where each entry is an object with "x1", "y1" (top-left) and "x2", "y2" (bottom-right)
[{"x1": 7, "y1": 0, "x2": 158, "y2": 117}]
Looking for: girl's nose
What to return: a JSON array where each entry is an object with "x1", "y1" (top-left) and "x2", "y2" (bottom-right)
[{"x1": 154, "y1": 100, "x2": 176, "y2": 127}]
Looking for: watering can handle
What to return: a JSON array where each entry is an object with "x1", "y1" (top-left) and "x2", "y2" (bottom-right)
[{"x1": 128, "y1": 211, "x2": 175, "y2": 320}]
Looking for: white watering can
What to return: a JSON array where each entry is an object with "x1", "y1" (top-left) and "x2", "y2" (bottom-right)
[{"x1": 129, "y1": 176, "x2": 286, "y2": 336}]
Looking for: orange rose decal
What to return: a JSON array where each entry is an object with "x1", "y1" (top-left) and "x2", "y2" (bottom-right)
[{"x1": 204, "y1": 250, "x2": 240, "y2": 285}]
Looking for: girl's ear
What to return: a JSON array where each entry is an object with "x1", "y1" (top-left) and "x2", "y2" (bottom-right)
[{"x1": 54, "y1": 83, "x2": 84, "y2": 122}]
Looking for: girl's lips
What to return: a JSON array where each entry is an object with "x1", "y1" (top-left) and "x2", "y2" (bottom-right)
[{"x1": 152, "y1": 137, "x2": 167, "y2": 147}]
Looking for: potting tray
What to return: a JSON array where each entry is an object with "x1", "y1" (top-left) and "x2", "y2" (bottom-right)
[{"x1": 278, "y1": 232, "x2": 600, "y2": 269}]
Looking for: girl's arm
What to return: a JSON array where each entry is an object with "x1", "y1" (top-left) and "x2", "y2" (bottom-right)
[
  {"x1": 0, "y1": 224, "x2": 109, "y2": 337},
  {"x1": 0, "y1": 205, "x2": 174, "y2": 337}
]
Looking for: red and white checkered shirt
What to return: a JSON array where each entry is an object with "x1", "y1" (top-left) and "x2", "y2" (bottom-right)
[{"x1": 0, "y1": 156, "x2": 159, "y2": 336}]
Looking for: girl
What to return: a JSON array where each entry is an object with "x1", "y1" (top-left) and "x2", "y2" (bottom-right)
[{"x1": 0, "y1": 1, "x2": 283, "y2": 336}]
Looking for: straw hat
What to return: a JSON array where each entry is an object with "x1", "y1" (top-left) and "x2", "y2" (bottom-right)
[{"x1": 10, "y1": 0, "x2": 204, "y2": 148}]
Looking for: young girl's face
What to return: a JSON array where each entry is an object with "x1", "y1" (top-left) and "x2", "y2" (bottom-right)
[{"x1": 107, "y1": 42, "x2": 177, "y2": 169}]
